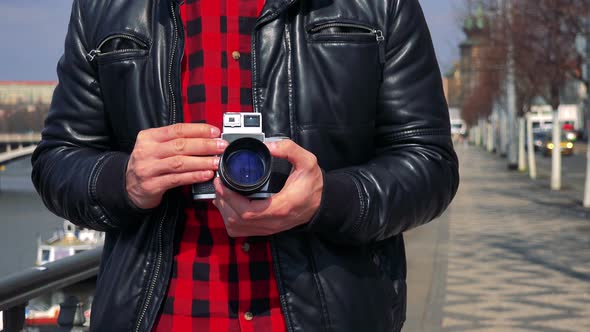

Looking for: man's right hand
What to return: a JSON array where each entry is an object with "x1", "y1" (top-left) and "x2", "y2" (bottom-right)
[{"x1": 126, "y1": 123, "x2": 228, "y2": 209}]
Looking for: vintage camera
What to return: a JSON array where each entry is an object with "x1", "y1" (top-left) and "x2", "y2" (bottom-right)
[{"x1": 192, "y1": 112, "x2": 292, "y2": 200}]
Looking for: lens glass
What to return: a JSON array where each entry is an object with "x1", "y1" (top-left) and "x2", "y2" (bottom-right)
[{"x1": 224, "y1": 150, "x2": 266, "y2": 186}]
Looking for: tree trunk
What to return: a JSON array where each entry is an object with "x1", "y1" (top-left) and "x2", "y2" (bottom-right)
[
  {"x1": 506, "y1": 49, "x2": 518, "y2": 169},
  {"x1": 551, "y1": 109, "x2": 561, "y2": 190},
  {"x1": 583, "y1": 118, "x2": 590, "y2": 207},
  {"x1": 518, "y1": 117, "x2": 526, "y2": 171},
  {"x1": 487, "y1": 122, "x2": 494, "y2": 152},
  {"x1": 499, "y1": 113, "x2": 508, "y2": 156},
  {"x1": 482, "y1": 119, "x2": 488, "y2": 148},
  {"x1": 526, "y1": 114, "x2": 537, "y2": 179}
]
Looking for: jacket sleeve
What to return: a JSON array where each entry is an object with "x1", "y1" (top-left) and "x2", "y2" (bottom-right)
[
  {"x1": 31, "y1": 0, "x2": 151, "y2": 232},
  {"x1": 307, "y1": 0, "x2": 459, "y2": 245}
]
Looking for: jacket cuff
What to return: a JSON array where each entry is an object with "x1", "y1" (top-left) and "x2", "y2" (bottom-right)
[
  {"x1": 94, "y1": 152, "x2": 154, "y2": 229},
  {"x1": 306, "y1": 170, "x2": 362, "y2": 235}
]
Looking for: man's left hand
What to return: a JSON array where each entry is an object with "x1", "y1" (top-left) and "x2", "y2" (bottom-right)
[{"x1": 212, "y1": 140, "x2": 323, "y2": 237}]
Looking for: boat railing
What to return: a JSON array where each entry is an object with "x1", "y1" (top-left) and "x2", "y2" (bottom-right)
[{"x1": 0, "y1": 247, "x2": 102, "y2": 331}]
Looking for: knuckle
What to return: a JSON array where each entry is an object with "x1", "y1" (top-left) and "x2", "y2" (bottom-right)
[
  {"x1": 171, "y1": 156, "x2": 184, "y2": 170},
  {"x1": 169, "y1": 176, "x2": 182, "y2": 186},
  {"x1": 173, "y1": 138, "x2": 186, "y2": 152},
  {"x1": 133, "y1": 147, "x2": 146, "y2": 160},
  {"x1": 171, "y1": 123, "x2": 185, "y2": 138},
  {"x1": 140, "y1": 182, "x2": 154, "y2": 194},
  {"x1": 275, "y1": 207, "x2": 290, "y2": 219},
  {"x1": 308, "y1": 154, "x2": 318, "y2": 165},
  {"x1": 190, "y1": 172, "x2": 203, "y2": 183},
  {"x1": 241, "y1": 212, "x2": 254, "y2": 221},
  {"x1": 135, "y1": 164, "x2": 149, "y2": 178}
]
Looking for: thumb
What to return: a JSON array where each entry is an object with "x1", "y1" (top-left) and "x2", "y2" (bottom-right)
[{"x1": 266, "y1": 139, "x2": 316, "y2": 170}]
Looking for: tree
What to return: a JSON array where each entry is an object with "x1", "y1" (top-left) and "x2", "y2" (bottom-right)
[
  {"x1": 463, "y1": 0, "x2": 590, "y2": 188},
  {"x1": 511, "y1": 0, "x2": 589, "y2": 190}
]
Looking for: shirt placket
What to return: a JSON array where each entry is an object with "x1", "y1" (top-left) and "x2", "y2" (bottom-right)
[{"x1": 237, "y1": 237, "x2": 255, "y2": 331}]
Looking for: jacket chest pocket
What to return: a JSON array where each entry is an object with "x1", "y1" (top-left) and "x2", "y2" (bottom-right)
[
  {"x1": 89, "y1": 33, "x2": 151, "y2": 150},
  {"x1": 300, "y1": 21, "x2": 384, "y2": 128},
  {"x1": 308, "y1": 22, "x2": 384, "y2": 50},
  {"x1": 87, "y1": 33, "x2": 150, "y2": 64}
]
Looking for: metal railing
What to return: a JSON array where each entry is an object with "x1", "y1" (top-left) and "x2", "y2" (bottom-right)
[
  {"x1": 0, "y1": 248, "x2": 102, "y2": 331},
  {"x1": 0, "y1": 145, "x2": 37, "y2": 165},
  {"x1": 0, "y1": 134, "x2": 41, "y2": 144}
]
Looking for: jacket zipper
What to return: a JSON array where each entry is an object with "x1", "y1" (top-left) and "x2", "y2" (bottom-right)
[
  {"x1": 86, "y1": 33, "x2": 148, "y2": 62},
  {"x1": 168, "y1": 1, "x2": 181, "y2": 125},
  {"x1": 134, "y1": 203, "x2": 168, "y2": 332},
  {"x1": 134, "y1": 3, "x2": 181, "y2": 332},
  {"x1": 309, "y1": 22, "x2": 386, "y2": 69},
  {"x1": 251, "y1": 3, "x2": 298, "y2": 332}
]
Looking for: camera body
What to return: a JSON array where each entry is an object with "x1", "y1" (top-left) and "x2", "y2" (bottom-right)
[{"x1": 192, "y1": 113, "x2": 291, "y2": 200}]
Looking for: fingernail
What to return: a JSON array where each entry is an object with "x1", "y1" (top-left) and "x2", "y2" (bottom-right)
[
  {"x1": 217, "y1": 140, "x2": 228, "y2": 149},
  {"x1": 267, "y1": 142, "x2": 277, "y2": 150},
  {"x1": 213, "y1": 157, "x2": 220, "y2": 167},
  {"x1": 211, "y1": 127, "x2": 220, "y2": 137}
]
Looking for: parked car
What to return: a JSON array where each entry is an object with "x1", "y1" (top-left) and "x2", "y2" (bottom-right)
[
  {"x1": 450, "y1": 119, "x2": 467, "y2": 137},
  {"x1": 531, "y1": 131, "x2": 548, "y2": 151},
  {"x1": 542, "y1": 133, "x2": 574, "y2": 157}
]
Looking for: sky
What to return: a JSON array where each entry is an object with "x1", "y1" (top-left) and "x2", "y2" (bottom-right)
[{"x1": 0, "y1": 0, "x2": 463, "y2": 81}]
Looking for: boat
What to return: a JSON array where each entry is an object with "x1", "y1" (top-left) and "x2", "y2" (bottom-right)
[
  {"x1": 36, "y1": 220, "x2": 104, "y2": 265},
  {"x1": 23, "y1": 220, "x2": 103, "y2": 327}
]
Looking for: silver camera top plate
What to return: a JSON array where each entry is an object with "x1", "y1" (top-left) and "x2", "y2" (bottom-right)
[{"x1": 223, "y1": 112, "x2": 263, "y2": 135}]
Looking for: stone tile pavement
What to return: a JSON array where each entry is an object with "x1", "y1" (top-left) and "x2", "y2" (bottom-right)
[{"x1": 403, "y1": 144, "x2": 590, "y2": 332}]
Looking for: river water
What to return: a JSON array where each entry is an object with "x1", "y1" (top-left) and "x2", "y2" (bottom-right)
[{"x1": 0, "y1": 157, "x2": 64, "y2": 278}]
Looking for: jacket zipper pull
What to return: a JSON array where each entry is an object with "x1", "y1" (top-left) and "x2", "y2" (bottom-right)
[
  {"x1": 374, "y1": 30, "x2": 385, "y2": 81},
  {"x1": 86, "y1": 49, "x2": 101, "y2": 62}
]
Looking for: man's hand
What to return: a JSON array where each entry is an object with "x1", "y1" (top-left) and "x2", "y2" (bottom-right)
[
  {"x1": 126, "y1": 123, "x2": 228, "y2": 209},
  {"x1": 212, "y1": 140, "x2": 323, "y2": 237}
]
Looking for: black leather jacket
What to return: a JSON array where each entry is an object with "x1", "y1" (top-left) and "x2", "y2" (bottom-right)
[{"x1": 32, "y1": 0, "x2": 459, "y2": 331}]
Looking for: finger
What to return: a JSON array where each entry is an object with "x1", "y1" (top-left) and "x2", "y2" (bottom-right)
[
  {"x1": 137, "y1": 156, "x2": 220, "y2": 178},
  {"x1": 266, "y1": 140, "x2": 316, "y2": 170},
  {"x1": 147, "y1": 170, "x2": 215, "y2": 194},
  {"x1": 214, "y1": 178, "x2": 274, "y2": 219},
  {"x1": 156, "y1": 138, "x2": 228, "y2": 158},
  {"x1": 143, "y1": 123, "x2": 221, "y2": 143},
  {"x1": 214, "y1": 178, "x2": 253, "y2": 212},
  {"x1": 212, "y1": 196, "x2": 243, "y2": 237}
]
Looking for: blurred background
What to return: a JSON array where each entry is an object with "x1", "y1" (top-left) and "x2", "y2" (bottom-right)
[{"x1": 0, "y1": 0, "x2": 588, "y2": 331}]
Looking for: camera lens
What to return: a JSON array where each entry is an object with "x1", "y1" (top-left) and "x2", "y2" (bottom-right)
[
  {"x1": 219, "y1": 138, "x2": 271, "y2": 194},
  {"x1": 225, "y1": 150, "x2": 265, "y2": 185}
]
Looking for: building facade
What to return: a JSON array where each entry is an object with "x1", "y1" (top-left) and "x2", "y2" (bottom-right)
[{"x1": 0, "y1": 81, "x2": 57, "y2": 105}]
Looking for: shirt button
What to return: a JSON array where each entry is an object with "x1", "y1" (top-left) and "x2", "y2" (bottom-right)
[
  {"x1": 241, "y1": 242, "x2": 250, "y2": 253},
  {"x1": 232, "y1": 51, "x2": 241, "y2": 61},
  {"x1": 244, "y1": 311, "x2": 254, "y2": 321}
]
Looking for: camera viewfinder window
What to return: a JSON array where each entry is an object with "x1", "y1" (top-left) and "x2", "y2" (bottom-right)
[{"x1": 244, "y1": 115, "x2": 261, "y2": 127}]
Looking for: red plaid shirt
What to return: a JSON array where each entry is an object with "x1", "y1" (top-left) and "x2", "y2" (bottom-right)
[{"x1": 153, "y1": 0, "x2": 286, "y2": 331}]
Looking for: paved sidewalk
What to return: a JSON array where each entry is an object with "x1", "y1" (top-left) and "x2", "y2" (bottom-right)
[{"x1": 403, "y1": 144, "x2": 590, "y2": 332}]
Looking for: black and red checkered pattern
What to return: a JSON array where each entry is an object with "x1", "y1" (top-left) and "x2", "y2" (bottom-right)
[{"x1": 153, "y1": 0, "x2": 286, "y2": 331}]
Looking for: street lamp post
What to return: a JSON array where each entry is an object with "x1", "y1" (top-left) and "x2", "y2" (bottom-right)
[{"x1": 506, "y1": 0, "x2": 518, "y2": 169}]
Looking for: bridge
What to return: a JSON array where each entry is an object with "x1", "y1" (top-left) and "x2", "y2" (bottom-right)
[{"x1": 0, "y1": 133, "x2": 40, "y2": 166}]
